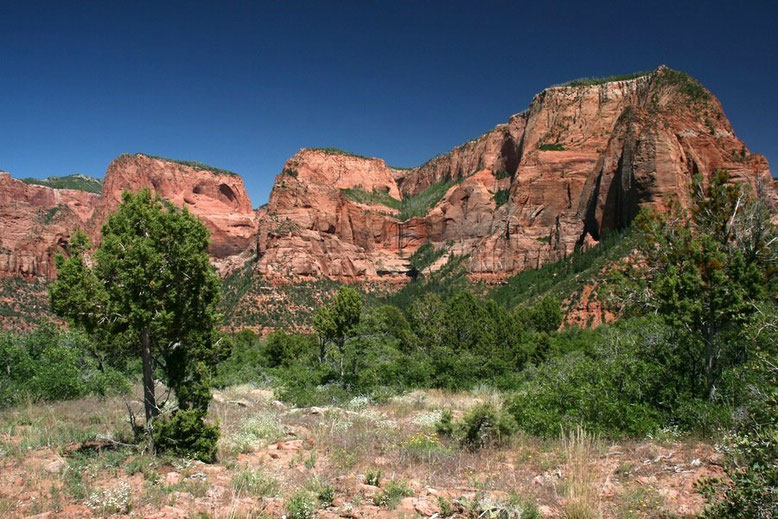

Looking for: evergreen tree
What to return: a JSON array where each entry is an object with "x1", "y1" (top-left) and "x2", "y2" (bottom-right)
[
  {"x1": 50, "y1": 189, "x2": 226, "y2": 461},
  {"x1": 610, "y1": 171, "x2": 777, "y2": 400},
  {"x1": 313, "y1": 285, "x2": 362, "y2": 378}
]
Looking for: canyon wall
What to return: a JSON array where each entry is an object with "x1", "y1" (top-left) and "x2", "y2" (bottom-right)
[
  {"x1": 255, "y1": 67, "x2": 775, "y2": 282},
  {"x1": 0, "y1": 154, "x2": 256, "y2": 279},
  {"x1": 1, "y1": 67, "x2": 775, "y2": 287},
  {"x1": 0, "y1": 172, "x2": 100, "y2": 278}
]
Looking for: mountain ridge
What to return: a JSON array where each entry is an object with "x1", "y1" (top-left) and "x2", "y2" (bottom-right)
[{"x1": 0, "y1": 67, "x2": 774, "y2": 295}]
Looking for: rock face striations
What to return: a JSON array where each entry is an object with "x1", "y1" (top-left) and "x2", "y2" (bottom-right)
[
  {"x1": 256, "y1": 67, "x2": 775, "y2": 282},
  {"x1": 0, "y1": 154, "x2": 256, "y2": 279},
  {"x1": 0, "y1": 172, "x2": 101, "y2": 278},
  {"x1": 1, "y1": 67, "x2": 775, "y2": 287},
  {"x1": 94, "y1": 154, "x2": 257, "y2": 272}
]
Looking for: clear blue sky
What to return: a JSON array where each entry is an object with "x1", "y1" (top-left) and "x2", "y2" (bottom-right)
[{"x1": 2, "y1": 1, "x2": 776, "y2": 206}]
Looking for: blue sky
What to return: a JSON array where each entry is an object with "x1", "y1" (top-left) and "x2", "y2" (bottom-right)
[{"x1": 2, "y1": 1, "x2": 776, "y2": 206}]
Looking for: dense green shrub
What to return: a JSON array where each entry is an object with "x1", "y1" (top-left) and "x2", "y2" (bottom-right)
[
  {"x1": 538, "y1": 143, "x2": 565, "y2": 151},
  {"x1": 340, "y1": 186, "x2": 401, "y2": 210},
  {"x1": 435, "y1": 410, "x2": 454, "y2": 437},
  {"x1": 701, "y1": 335, "x2": 778, "y2": 517},
  {"x1": 503, "y1": 314, "x2": 765, "y2": 437},
  {"x1": 0, "y1": 328, "x2": 132, "y2": 407},
  {"x1": 408, "y1": 243, "x2": 446, "y2": 274},
  {"x1": 398, "y1": 178, "x2": 461, "y2": 220},
  {"x1": 457, "y1": 404, "x2": 516, "y2": 450},
  {"x1": 214, "y1": 330, "x2": 270, "y2": 387},
  {"x1": 153, "y1": 409, "x2": 220, "y2": 463},
  {"x1": 286, "y1": 489, "x2": 316, "y2": 519},
  {"x1": 515, "y1": 296, "x2": 563, "y2": 334},
  {"x1": 494, "y1": 188, "x2": 510, "y2": 208}
]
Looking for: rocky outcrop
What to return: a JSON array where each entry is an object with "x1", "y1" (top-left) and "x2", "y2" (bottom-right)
[
  {"x1": 1, "y1": 67, "x2": 775, "y2": 289},
  {"x1": 256, "y1": 67, "x2": 775, "y2": 282},
  {"x1": 0, "y1": 154, "x2": 257, "y2": 279},
  {"x1": 256, "y1": 150, "x2": 410, "y2": 280},
  {"x1": 0, "y1": 172, "x2": 100, "y2": 278},
  {"x1": 93, "y1": 154, "x2": 257, "y2": 272}
]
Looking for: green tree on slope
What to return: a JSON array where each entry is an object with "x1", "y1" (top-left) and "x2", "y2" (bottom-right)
[
  {"x1": 50, "y1": 189, "x2": 226, "y2": 461},
  {"x1": 610, "y1": 171, "x2": 777, "y2": 401},
  {"x1": 313, "y1": 285, "x2": 362, "y2": 378}
]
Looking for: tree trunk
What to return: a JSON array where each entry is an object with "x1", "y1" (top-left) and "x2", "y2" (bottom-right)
[
  {"x1": 141, "y1": 328, "x2": 157, "y2": 452},
  {"x1": 338, "y1": 339, "x2": 345, "y2": 380},
  {"x1": 705, "y1": 337, "x2": 715, "y2": 401},
  {"x1": 705, "y1": 318, "x2": 717, "y2": 401}
]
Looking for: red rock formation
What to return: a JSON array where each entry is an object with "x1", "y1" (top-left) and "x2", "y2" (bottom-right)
[
  {"x1": 255, "y1": 66, "x2": 776, "y2": 283},
  {"x1": 93, "y1": 154, "x2": 257, "y2": 272},
  {"x1": 0, "y1": 172, "x2": 100, "y2": 278},
  {"x1": 0, "y1": 154, "x2": 257, "y2": 280},
  {"x1": 257, "y1": 150, "x2": 411, "y2": 280},
  {"x1": 1, "y1": 67, "x2": 775, "y2": 293}
]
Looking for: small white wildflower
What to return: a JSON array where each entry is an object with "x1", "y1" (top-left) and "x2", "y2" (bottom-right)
[
  {"x1": 85, "y1": 481, "x2": 132, "y2": 514},
  {"x1": 412, "y1": 410, "x2": 443, "y2": 428}
]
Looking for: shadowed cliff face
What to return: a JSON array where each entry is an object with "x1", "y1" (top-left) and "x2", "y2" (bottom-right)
[
  {"x1": 255, "y1": 67, "x2": 775, "y2": 282},
  {"x1": 1, "y1": 68, "x2": 775, "y2": 285}
]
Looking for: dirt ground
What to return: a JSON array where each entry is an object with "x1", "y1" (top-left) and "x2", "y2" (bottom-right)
[{"x1": 0, "y1": 385, "x2": 724, "y2": 518}]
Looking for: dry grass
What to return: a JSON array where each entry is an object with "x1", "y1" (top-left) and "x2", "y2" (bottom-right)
[
  {"x1": 0, "y1": 387, "x2": 719, "y2": 518},
  {"x1": 562, "y1": 426, "x2": 603, "y2": 518}
]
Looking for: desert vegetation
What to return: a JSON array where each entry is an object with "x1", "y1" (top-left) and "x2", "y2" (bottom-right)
[
  {"x1": 20, "y1": 174, "x2": 103, "y2": 193},
  {"x1": 137, "y1": 154, "x2": 240, "y2": 177},
  {"x1": 1, "y1": 171, "x2": 776, "y2": 517},
  {"x1": 561, "y1": 71, "x2": 650, "y2": 88},
  {"x1": 537, "y1": 143, "x2": 565, "y2": 151},
  {"x1": 340, "y1": 177, "x2": 463, "y2": 221}
]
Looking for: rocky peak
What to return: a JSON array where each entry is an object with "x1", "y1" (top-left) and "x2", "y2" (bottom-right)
[
  {"x1": 93, "y1": 153, "x2": 257, "y2": 270},
  {"x1": 254, "y1": 67, "x2": 775, "y2": 283}
]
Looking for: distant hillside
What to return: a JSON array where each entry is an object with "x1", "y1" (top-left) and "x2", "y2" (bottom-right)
[{"x1": 21, "y1": 174, "x2": 102, "y2": 194}]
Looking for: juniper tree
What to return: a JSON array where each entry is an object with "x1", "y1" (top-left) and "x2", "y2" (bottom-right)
[
  {"x1": 50, "y1": 189, "x2": 226, "y2": 460},
  {"x1": 610, "y1": 171, "x2": 777, "y2": 401}
]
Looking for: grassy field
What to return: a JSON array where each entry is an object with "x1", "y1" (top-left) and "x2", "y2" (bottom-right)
[{"x1": 0, "y1": 384, "x2": 721, "y2": 518}]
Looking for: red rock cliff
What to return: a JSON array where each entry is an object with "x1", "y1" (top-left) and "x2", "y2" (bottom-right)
[
  {"x1": 0, "y1": 172, "x2": 100, "y2": 278},
  {"x1": 0, "y1": 154, "x2": 257, "y2": 279},
  {"x1": 256, "y1": 67, "x2": 775, "y2": 282},
  {"x1": 2, "y1": 67, "x2": 775, "y2": 287},
  {"x1": 93, "y1": 154, "x2": 257, "y2": 272}
]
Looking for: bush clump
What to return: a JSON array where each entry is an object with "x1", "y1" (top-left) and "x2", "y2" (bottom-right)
[
  {"x1": 0, "y1": 328, "x2": 132, "y2": 407},
  {"x1": 457, "y1": 404, "x2": 516, "y2": 450},
  {"x1": 153, "y1": 409, "x2": 220, "y2": 463},
  {"x1": 286, "y1": 490, "x2": 316, "y2": 519}
]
